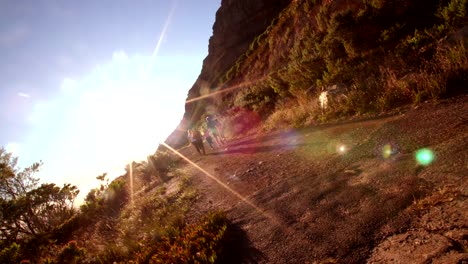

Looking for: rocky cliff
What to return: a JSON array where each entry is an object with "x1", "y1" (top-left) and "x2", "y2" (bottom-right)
[
  {"x1": 165, "y1": 0, "x2": 467, "y2": 147},
  {"x1": 165, "y1": 0, "x2": 291, "y2": 147},
  {"x1": 186, "y1": 0, "x2": 291, "y2": 120}
]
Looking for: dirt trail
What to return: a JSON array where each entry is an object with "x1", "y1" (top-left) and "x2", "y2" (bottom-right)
[{"x1": 179, "y1": 95, "x2": 468, "y2": 263}]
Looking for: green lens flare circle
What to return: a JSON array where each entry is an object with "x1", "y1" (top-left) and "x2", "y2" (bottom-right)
[{"x1": 415, "y1": 148, "x2": 435, "y2": 166}]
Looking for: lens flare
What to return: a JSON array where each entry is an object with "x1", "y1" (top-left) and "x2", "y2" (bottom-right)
[
  {"x1": 152, "y1": 1, "x2": 177, "y2": 59},
  {"x1": 338, "y1": 144, "x2": 347, "y2": 154},
  {"x1": 185, "y1": 76, "x2": 267, "y2": 104},
  {"x1": 415, "y1": 148, "x2": 435, "y2": 166},
  {"x1": 382, "y1": 144, "x2": 393, "y2": 159}
]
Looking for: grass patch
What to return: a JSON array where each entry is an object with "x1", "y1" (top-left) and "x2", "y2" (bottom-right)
[{"x1": 263, "y1": 93, "x2": 320, "y2": 131}]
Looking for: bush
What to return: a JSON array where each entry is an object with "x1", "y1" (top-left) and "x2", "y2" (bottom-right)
[
  {"x1": 436, "y1": 0, "x2": 467, "y2": 28},
  {"x1": 56, "y1": 241, "x2": 86, "y2": 264},
  {"x1": 377, "y1": 67, "x2": 413, "y2": 110},
  {"x1": 263, "y1": 93, "x2": 320, "y2": 131},
  {"x1": 147, "y1": 150, "x2": 180, "y2": 182},
  {"x1": 135, "y1": 211, "x2": 229, "y2": 264},
  {"x1": 0, "y1": 242, "x2": 22, "y2": 264}
]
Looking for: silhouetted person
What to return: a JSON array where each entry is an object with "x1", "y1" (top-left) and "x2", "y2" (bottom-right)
[
  {"x1": 203, "y1": 128, "x2": 215, "y2": 150},
  {"x1": 187, "y1": 129, "x2": 206, "y2": 155},
  {"x1": 206, "y1": 115, "x2": 225, "y2": 146}
]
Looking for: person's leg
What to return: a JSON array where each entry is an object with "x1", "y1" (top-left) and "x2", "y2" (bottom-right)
[
  {"x1": 200, "y1": 140, "x2": 206, "y2": 155},
  {"x1": 208, "y1": 138, "x2": 214, "y2": 149},
  {"x1": 192, "y1": 143, "x2": 201, "y2": 154},
  {"x1": 198, "y1": 140, "x2": 206, "y2": 155}
]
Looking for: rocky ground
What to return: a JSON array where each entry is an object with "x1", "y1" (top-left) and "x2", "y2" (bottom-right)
[{"x1": 177, "y1": 95, "x2": 467, "y2": 263}]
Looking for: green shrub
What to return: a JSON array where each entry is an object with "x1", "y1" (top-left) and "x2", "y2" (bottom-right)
[
  {"x1": 377, "y1": 67, "x2": 413, "y2": 110},
  {"x1": 146, "y1": 150, "x2": 180, "y2": 182},
  {"x1": 437, "y1": 0, "x2": 467, "y2": 28},
  {"x1": 106, "y1": 178, "x2": 128, "y2": 213},
  {"x1": 113, "y1": 170, "x2": 196, "y2": 263},
  {"x1": 421, "y1": 42, "x2": 467, "y2": 98},
  {"x1": 0, "y1": 243, "x2": 22, "y2": 264},
  {"x1": 263, "y1": 94, "x2": 319, "y2": 131},
  {"x1": 56, "y1": 241, "x2": 86, "y2": 264},
  {"x1": 52, "y1": 214, "x2": 88, "y2": 243},
  {"x1": 135, "y1": 211, "x2": 229, "y2": 264},
  {"x1": 94, "y1": 243, "x2": 129, "y2": 264}
]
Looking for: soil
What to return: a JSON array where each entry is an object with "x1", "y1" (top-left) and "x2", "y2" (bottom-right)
[{"x1": 178, "y1": 95, "x2": 468, "y2": 264}]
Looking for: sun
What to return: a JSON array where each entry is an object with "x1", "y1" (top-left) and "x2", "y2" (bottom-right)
[
  {"x1": 23, "y1": 50, "x2": 191, "y2": 206},
  {"x1": 60, "y1": 52, "x2": 185, "y2": 176}
]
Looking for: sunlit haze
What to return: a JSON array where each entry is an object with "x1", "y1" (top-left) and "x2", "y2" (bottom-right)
[{"x1": 0, "y1": 0, "x2": 221, "y2": 202}]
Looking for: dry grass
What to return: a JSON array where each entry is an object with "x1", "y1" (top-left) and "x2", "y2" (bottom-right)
[
  {"x1": 263, "y1": 92, "x2": 321, "y2": 131},
  {"x1": 378, "y1": 42, "x2": 467, "y2": 108}
]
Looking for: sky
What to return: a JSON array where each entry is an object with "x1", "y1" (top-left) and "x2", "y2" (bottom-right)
[{"x1": 0, "y1": 0, "x2": 221, "y2": 202}]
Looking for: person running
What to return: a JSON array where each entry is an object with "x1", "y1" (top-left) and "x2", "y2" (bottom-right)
[
  {"x1": 187, "y1": 129, "x2": 206, "y2": 155},
  {"x1": 206, "y1": 115, "x2": 225, "y2": 146},
  {"x1": 203, "y1": 128, "x2": 215, "y2": 150}
]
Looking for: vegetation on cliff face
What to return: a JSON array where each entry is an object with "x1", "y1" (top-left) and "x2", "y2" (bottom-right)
[
  {"x1": 184, "y1": 0, "x2": 291, "y2": 122},
  {"x1": 182, "y1": 0, "x2": 467, "y2": 138}
]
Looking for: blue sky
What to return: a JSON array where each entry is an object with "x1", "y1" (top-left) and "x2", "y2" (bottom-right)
[{"x1": 0, "y1": 0, "x2": 221, "y2": 201}]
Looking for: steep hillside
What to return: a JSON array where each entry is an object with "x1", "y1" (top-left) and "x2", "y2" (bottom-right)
[
  {"x1": 167, "y1": 0, "x2": 467, "y2": 146},
  {"x1": 165, "y1": 0, "x2": 290, "y2": 147},
  {"x1": 185, "y1": 0, "x2": 291, "y2": 120}
]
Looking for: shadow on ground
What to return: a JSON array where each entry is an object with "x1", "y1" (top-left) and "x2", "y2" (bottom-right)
[{"x1": 217, "y1": 220, "x2": 265, "y2": 264}]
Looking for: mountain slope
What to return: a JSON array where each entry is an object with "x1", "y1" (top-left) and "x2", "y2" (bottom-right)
[
  {"x1": 185, "y1": 0, "x2": 291, "y2": 121},
  {"x1": 166, "y1": 0, "x2": 467, "y2": 148},
  {"x1": 165, "y1": 0, "x2": 290, "y2": 147}
]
